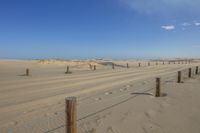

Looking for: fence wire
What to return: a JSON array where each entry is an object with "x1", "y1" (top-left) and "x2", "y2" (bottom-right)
[{"x1": 1, "y1": 65, "x2": 200, "y2": 133}]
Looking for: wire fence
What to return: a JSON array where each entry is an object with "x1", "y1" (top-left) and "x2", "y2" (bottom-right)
[{"x1": 0, "y1": 65, "x2": 199, "y2": 133}]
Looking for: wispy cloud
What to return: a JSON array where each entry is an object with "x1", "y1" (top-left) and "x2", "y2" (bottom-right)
[
  {"x1": 161, "y1": 25, "x2": 175, "y2": 31},
  {"x1": 194, "y1": 21, "x2": 200, "y2": 26},
  {"x1": 182, "y1": 22, "x2": 191, "y2": 26},
  {"x1": 119, "y1": 0, "x2": 200, "y2": 15}
]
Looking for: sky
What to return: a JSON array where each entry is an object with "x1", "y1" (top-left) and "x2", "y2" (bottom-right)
[{"x1": 0, "y1": 0, "x2": 200, "y2": 59}]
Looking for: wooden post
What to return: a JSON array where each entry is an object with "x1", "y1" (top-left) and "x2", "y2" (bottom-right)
[
  {"x1": 67, "y1": 66, "x2": 69, "y2": 73},
  {"x1": 94, "y1": 65, "x2": 96, "y2": 71},
  {"x1": 155, "y1": 78, "x2": 161, "y2": 97},
  {"x1": 126, "y1": 63, "x2": 129, "y2": 68},
  {"x1": 65, "y1": 97, "x2": 77, "y2": 133},
  {"x1": 163, "y1": 61, "x2": 164, "y2": 65},
  {"x1": 156, "y1": 62, "x2": 158, "y2": 65},
  {"x1": 65, "y1": 66, "x2": 72, "y2": 74},
  {"x1": 177, "y1": 71, "x2": 181, "y2": 83},
  {"x1": 148, "y1": 62, "x2": 150, "y2": 66},
  {"x1": 26, "y1": 68, "x2": 29, "y2": 76},
  {"x1": 174, "y1": 61, "x2": 176, "y2": 64},
  {"x1": 195, "y1": 66, "x2": 198, "y2": 74},
  {"x1": 168, "y1": 61, "x2": 170, "y2": 64},
  {"x1": 112, "y1": 63, "x2": 115, "y2": 69},
  {"x1": 138, "y1": 63, "x2": 141, "y2": 67},
  {"x1": 188, "y1": 68, "x2": 192, "y2": 78}
]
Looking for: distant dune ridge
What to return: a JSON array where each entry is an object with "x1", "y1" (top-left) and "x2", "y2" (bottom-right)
[{"x1": 0, "y1": 59, "x2": 200, "y2": 133}]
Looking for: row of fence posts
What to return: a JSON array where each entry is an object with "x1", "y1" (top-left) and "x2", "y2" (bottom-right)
[
  {"x1": 23, "y1": 60, "x2": 193, "y2": 76},
  {"x1": 65, "y1": 66, "x2": 199, "y2": 133},
  {"x1": 156, "y1": 66, "x2": 199, "y2": 97}
]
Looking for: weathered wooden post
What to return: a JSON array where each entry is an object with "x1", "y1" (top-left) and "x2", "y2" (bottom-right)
[
  {"x1": 94, "y1": 65, "x2": 96, "y2": 70},
  {"x1": 155, "y1": 78, "x2": 161, "y2": 97},
  {"x1": 148, "y1": 62, "x2": 150, "y2": 66},
  {"x1": 177, "y1": 71, "x2": 182, "y2": 83},
  {"x1": 156, "y1": 62, "x2": 158, "y2": 65},
  {"x1": 163, "y1": 61, "x2": 164, "y2": 65},
  {"x1": 195, "y1": 66, "x2": 198, "y2": 74},
  {"x1": 67, "y1": 66, "x2": 69, "y2": 73},
  {"x1": 126, "y1": 63, "x2": 129, "y2": 68},
  {"x1": 93, "y1": 65, "x2": 97, "y2": 71},
  {"x1": 65, "y1": 66, "x2": 72, "y2": 74},
  {"x1": 138, "y1": 63, "x2": 141, "y2": 67},
  {"x1": 188, "y1": 68, "x2": 192, "y2": 78},
  {"x1": 65, "y1": 97, "x2": 77, "y2": 133},
  {"x1": 26, "y1": 68, "x2": 29, "y2": 76},
  {"x1": 89, "y1": 64, "x2": 92, "y2": 70},
  {"x1": 112, "y1": 63, "x2": 115, "y2": 69}
]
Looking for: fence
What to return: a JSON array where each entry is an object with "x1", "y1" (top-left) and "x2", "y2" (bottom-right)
[{"x1": 0, "y1": 64, "x2": 200, "y2": 133}]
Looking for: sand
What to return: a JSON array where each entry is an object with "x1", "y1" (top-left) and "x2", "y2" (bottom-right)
[{"x1": 0, "y1": 59, "x2": 200, "y2": 133}]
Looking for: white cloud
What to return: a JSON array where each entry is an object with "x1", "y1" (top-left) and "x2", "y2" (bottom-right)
[
  {"x1": 194, "y1": 22, "x2": 200, "y2": 26},
  {"x1": 161, "y1": 25, "x2": 175, "y2": 31},
  {"x1": 182, "y1": 22, "x2": 191, "y2": 26}
]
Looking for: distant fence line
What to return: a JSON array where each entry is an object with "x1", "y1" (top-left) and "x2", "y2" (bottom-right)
[
  {"x1": 2, "y1": 62, "x2": 200, "y2": 133},
  {"x1": 22, "y1": 60, "x2": 197, "y2": 76}
]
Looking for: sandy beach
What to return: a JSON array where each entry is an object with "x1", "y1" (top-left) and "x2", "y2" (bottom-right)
[{"x1": 0, "y1": 59, "x2": 200, "y2": 133}]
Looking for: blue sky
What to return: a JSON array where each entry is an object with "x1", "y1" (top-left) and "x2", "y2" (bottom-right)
[{"x1": 0, "y1": 0, "x2": 200, "y2": 59}]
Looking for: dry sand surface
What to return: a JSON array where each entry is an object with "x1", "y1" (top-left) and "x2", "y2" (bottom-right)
[{"x1": 0, "y1": 59, "x2": 200, "y2": 133}]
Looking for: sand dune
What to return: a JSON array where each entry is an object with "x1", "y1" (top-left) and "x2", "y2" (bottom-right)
[{"x1": 0, "y1": 59, "x2": 200, "y2": 133}]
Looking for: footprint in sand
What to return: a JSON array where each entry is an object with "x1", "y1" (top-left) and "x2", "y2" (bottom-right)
[
  {"x1": 144, "y1": 110, "x2": 156, "y2": 119},
  {"x1": 88, "y1": 128, "x2": 96, "y2": 133},
  {"x1": 107, "y1": 126, "x2": 116, "y2": 133},
  {"x1": 57, "y1": 101, "x2": 62, "y2": 104},
  {"x1": 94, "y1": 97, "x2": 102, "y2": 101},
  {"x1": 157, "y1": 101, "x2": 170, "y2": 113},
  {"x1": 54, "y1": 112, "x2": 58, "y2": 115},
  {"x1": 105, "y1": 92, "x2": 113, "y2": 95},
  {"x1": 95, "y1": 112, "x2": 112, "y2": 126},
  {"x1": 125, "y1": 84, "x2": 132, "y2": 88},
  {"x1": 95, "y1": 117, "x2": 103, "y2": 126},
  {"x1": 120, "y1": 111, "x2": 132, "y2": 122},
  {"x1": 142, "y1": 122, "x2": 164, "y2": 133},
  {"x1": 44, "y1": 113, "x2": 51, "y2": 117},
  {"x1": 10, "y1": 121, "x2": 18, "y2": 126},
  {"x1": 142, "y1": 81, "x2": 148, "y2": 85},
  {"x1": 120, "y1": 88, "x2": 128, "y2": 92}
]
